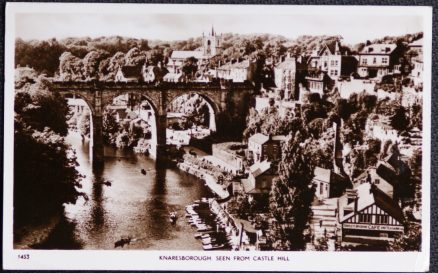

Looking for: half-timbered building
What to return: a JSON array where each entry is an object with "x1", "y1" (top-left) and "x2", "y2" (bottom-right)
[{"x1": 338, "y1": 183, "x2": 405, "y2": 246}]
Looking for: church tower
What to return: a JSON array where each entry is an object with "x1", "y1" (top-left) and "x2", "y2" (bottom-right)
[{"x1": 202, "y1": 26, "x2": 222, "y2": 56}]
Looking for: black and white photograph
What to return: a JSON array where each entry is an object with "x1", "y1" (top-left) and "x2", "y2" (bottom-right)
[{"x1": 3, "y1": 3, "x2": 432, "y2": 271}]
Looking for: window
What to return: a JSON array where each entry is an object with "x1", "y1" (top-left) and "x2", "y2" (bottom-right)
[
  {"x1": 362, "y1": 58, "x2": 368, "y2": 65},
  {"x1": 382, "y1": 57, "x2": 388, "y2": 64},
  {"x1": 344, "y1": 208, "x2": 353, "y2": 215},
  {"x1": 359, "y1": 214, "x2": 372, "y2": 223},
  {"x1": 374, "y1": 179, "x2": 380, "y2": 184},
  {"x1": 376, "y1": 215, "x2": 389, "y2": 224},
  {"x1": 320, "y1": 183, "x2": 324, "y2": 195},
  {"x1": 373, "y1": 57, "x2": 377, "y2": 64}
]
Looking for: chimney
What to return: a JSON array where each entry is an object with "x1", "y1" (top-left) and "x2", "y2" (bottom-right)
[
  {"x1": 354, "y1": 196, "x2": 358, "y2": 213},
  {"x1": 346, "y1": 189, "x2": 359, "y2": 213},
  {"x1": 335, "y1": 40, "x2": 340, "y2": 55}
]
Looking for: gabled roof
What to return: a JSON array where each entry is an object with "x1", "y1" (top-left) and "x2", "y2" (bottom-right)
[
  {"x1": 372, "y1": 184, "x2": 405, "y2": 223},
  {"x1": 340, "y1": 183, "x2": 404, "y2": 223},
  {"x1": 170, "y1": 50, "x2": 205, "y2": 60},
  {"x1": 249, "y1": 160, "x2": 271, "y2": 178},
  {"x1": 218, "y1": 59, "x2": 252, "y2": 70},
  {"x1": 384, "y1": 152, "x2": 400, "y2": 170},
  {"x1": 242, "y1": 179, "x2": 268, "y2": 194},
  {"x1": 409, "y1": 38, "x2": 423, "y2": 47},
  {"x1": 360, "y1": 44, "x2": 397, "y2": 55},
  {"x1": 319, "y1": 40, "x2": 351, "y2": 56},
  {"x1": 275, "y1": 57, "x2": 296, "y2": 70},
  {"x1": 313, "y1": 167, "x2": 332, "y2": 183},
  {"x1": 272, "y1": 135, "x2": 287, "y2": 142},
  {"x1": 163, "y1": 72, "x2": 183, "y2": 81},
  {"x1": 376, "y1": 162, "x2": 398, "y2": 187},
  {"x1": 248, "y1": 133, "x2": 270, "y2": 145}
]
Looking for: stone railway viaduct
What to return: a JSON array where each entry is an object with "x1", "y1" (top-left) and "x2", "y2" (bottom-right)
[{"x1": 51, "y1": 80, "x2": 253, "y2": 169}]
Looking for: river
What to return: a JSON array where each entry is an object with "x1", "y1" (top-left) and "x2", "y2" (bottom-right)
[{"x1": 36, "y1": 132, "x2": 212, "y2": 250}]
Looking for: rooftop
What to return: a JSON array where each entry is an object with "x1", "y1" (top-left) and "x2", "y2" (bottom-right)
[
  {"x1": 170, "y1": 50, "x2": 206, "y2": 60},
  {"x1": 242, "y1": 178, "x2": 268, "y2": 194},
  {"x1": 409, "y1": 38, "x2": 423, "y2": 47},
  {"x1": 340, "y1": 183, "x2": 404, "y2": 223},
  {"x1": 360, "y1": 44, "x2": 397, "y2": 55},
  {"x1": 248, "y1": 133, "x2": 270, "y2": 145},
  {"x1": 275, "y1": 57, "x2": 296, "y2": 70},
  {"x1": 313, "y1": 167, "x2": 332, "y2": 183},
  {"x1": 218, "y1": 59, "x2": 252, "y2": 70},
  {"x1": 249, "y1": 160, "x2": 271, "y2": 178}
]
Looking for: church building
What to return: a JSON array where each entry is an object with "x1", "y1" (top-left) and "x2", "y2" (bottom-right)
[{"x1": 167, "y1": 27, "x2": 222, "y2": 74}]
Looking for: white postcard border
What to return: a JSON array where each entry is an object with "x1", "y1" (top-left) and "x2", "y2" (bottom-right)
[{"x1": 3, "y1": 3, "x2": 432, "y2": 272}]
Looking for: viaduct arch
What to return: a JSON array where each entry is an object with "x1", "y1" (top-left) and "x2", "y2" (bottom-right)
[{"x1": 51, "y1": 80, "x2": 253, "y2": 169}]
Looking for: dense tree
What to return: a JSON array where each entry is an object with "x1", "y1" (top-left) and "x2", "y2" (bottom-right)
[
  {"x1": 410, "y1": 103, "x2": 422, "y2": 129},
  {"x1": 365, "y1": 138, "x2": 381, "y2": 167},
  {"x1": 101, "y1": 51, "x2": 126, "y2": 81},
  {"x1": 314, "y1": 236, "x2": 329, "y2": 251},
  {"x1": 391, "y1": 106, "x2": 409, "y2": 132},
  {"x1": 124, "y1": 47, "x2": 147, "y2": 66},
  {"x1": 82, "y1": 50, "x2": 108, "y2": 80},
  {"x1": 388, "y1": 223, "x2": 421, "y2": 251},
  {"x1": 58, "y1": 52, "x2": 84, "y2": 81},
  {"x1": 16, "y1": 77, "x2": 70, "y2": 136},
  {"x1": 15, "y1": 38, "x2": 66, "y2": 76},
  {"x1": 14, "y1": 75, "x2": 83, "y2": 227},
  {"x1": 182, "y1": 56, "x2": 198, "y2": 81},
  {"x1": 103, "y1": 110, "x2": 119, "y2": 143},
  {"x1": 269, "y1": 134, "x2": 315, "y2": 250}
]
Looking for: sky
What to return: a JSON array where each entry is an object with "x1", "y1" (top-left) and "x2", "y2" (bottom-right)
[{"x1": 15, "y1": 11, "x2": 423, "y2": 45}]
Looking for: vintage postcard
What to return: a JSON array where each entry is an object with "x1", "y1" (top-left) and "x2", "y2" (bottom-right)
[{"x1": 3, "y1": 3, "x2": 432, "y2": 271}]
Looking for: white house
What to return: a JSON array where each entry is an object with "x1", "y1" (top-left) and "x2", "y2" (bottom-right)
[
  {"x1": 357, "y1": 44, "x2": 398, "y2": 78},
  {"x1": 242, "y1": 160, "x2": 275, "y2": 195},
  {"x1": 216, "y1": 59, "x2": 256, "y2": 83}
]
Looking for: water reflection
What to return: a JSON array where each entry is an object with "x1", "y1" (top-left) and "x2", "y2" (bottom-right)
[
  {"x1": 31, "y1": 215, "x2": 83, "y2": 249},
  {"x1": 41, "y1": 132, "x2": 213, "y2": 250}
]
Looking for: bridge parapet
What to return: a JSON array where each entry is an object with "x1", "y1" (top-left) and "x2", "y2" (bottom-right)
[{"x1": 50, "y1": 79, "x2": 253, "y2": 169}]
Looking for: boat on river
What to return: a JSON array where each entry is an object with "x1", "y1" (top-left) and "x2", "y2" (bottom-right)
[{"x1": 169, "y1": 212, "x2": 178, "y2": 224}]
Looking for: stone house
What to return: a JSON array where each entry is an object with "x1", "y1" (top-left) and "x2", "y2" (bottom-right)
[
  {"x1": 313, "y1": 167, "x2": 350, "y2": 200},
  {"x1": 247, "y1": 133, "x2": 286, "y2": 164},
  {"x1": 216, "y1": 59, "x2": 256, "y2": 83},
  {"x1": 274, "y1": 54, "x2": 297, "y2": 100},
  {"x1": 307, "y1": 40, "x2": 358, "y2": 80},
  {"x1": 242, "y1": 160, "x2": 276, "y2": 195},
  {"x1": 357, "y1": 44, "x2": 401, "y2": 79}
]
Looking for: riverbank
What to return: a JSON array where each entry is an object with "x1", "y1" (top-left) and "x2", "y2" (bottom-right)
[
  {"x1": 14, "y1": 213, "x2": 62, "y2": 249},
  {"x1": 177, "y1": 161, "x2": 229, "y2": 199}
]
